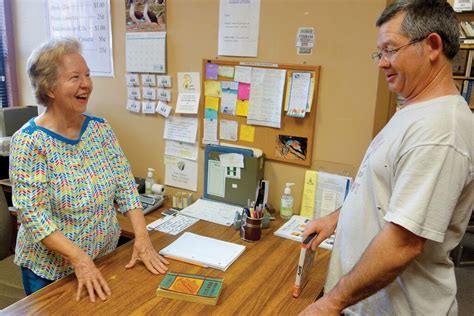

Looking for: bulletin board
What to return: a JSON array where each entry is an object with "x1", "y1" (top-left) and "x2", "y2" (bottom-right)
[{"x1": 199, "y1": 59, "x2": 320, "y2": 167}]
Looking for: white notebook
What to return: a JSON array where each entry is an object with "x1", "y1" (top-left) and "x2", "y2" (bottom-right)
[{"x1": 159, "y1": 232, "x2": 246, "y2": 271}]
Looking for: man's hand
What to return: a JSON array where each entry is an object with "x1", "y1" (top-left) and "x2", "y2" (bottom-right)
[
  {"x1": 125, "y1": 235, "x2": 169, "y2": 274},
  {"x1": 71, "y1": 253, "x2": 111, "y2": 303},
  {"x1": 299, "y1": 295, "x2": 342, "y2": 316},
  {"x1": 302, "y1": 209, "x2": 339, "y2": 251}
]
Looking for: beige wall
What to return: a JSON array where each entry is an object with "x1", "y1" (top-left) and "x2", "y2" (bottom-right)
[{"x1": 12, "y1": 0, "x2": 385, "y2": 212}]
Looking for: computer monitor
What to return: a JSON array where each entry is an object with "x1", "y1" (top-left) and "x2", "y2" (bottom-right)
[{"x1": 0, "y1": 106, "x2": 38, "y2": 137}]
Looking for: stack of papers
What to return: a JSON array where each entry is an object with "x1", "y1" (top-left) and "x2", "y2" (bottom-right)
[
  {"x1": 180, "y1": 199, "x2": 242, "y2": 226},
  {"x1": 146, "y1": 214, "x2": 199, "y2": 235},
  {"x1": 274, "y1": 215, "x2": 335, "y2": 250},
  {"x1": 159, "y1": 232, "x2": 246, "y2": 271}
]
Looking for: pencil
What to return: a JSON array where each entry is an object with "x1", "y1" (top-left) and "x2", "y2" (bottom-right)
[{"x1": 164, "y1": 255, "x2": 209, "y2": 268}]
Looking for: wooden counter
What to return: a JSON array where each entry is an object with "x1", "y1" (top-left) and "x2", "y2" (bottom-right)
[{"x1": 2, "y1": 210, "x2": 330, "y2": 315}]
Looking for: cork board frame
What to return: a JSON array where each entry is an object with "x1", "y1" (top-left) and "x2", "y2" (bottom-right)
[{"x1": 199, "y1": 59, "x2": 320, "y2": 167}]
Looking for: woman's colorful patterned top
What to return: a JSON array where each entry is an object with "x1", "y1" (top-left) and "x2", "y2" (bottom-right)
[{"x1": 9, "y1": 115, "x2": 141, "y2": 280}]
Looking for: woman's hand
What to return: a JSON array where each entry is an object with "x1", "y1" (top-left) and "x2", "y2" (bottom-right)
[
  {"x1": 40, "y1": 231, "x2": 111, "y2": 302},
  {"x1": 71, "y1": 253, "x2": 111, "y2": 302},
  {"x1": 125, "y1": 235, "x2": 169, "y2": 274},
  {"x1": 302, "y1": 209, "x2": 340, "y2": 251}
]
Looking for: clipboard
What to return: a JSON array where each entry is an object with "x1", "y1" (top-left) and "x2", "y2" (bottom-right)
[{"x1": 204, "y1": 144, "x2": 264, "y2": 207}]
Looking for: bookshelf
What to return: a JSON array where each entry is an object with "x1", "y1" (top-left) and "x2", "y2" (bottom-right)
[{"x1": 456, "y1": 11, "x2": 474, "y2": 110}]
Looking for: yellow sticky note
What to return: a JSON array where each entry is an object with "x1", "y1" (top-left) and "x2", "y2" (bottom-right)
[
  {"x1": 239, "y1": 124, "x2": 255, "y2": 142},
  {"x1": 205, "y1": 80, "x2": 221, "y2": 97},
  {"x1": 300, "y1": 170, "x2": 318, "y2": 219},
  {"x1": 236, "y1": 100, "x2": 249, "y2": 117},
  {"x1": 205, "y1": 96, "x2": 219, "y2": 111}
]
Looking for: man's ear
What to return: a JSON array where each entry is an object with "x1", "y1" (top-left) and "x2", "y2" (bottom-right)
[{"x1": 426, "y1": 33, "x2": 443, "y2": 61}]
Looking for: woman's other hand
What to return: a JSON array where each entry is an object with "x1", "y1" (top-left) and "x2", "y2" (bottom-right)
[{"x1": 125, "y1": 235, "x2": 169, "y2": 274}]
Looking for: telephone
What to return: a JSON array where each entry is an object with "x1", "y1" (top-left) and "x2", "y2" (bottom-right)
[{"x1": 139, "y1": 194, "x2": 164, "y2": 215}]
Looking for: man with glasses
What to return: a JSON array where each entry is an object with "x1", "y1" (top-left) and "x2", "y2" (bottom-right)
[{"x1": 301, "y1": 0, "x2": 473, "y2": 315}]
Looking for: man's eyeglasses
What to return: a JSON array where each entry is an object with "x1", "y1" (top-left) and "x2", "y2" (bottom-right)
[{"x1": 371, "y1": 37, "x2": 427, "y2": 63}]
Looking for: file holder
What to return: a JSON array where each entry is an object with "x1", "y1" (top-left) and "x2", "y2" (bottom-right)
[{"x1": 204, "y1": 144, "x2": 265, "y2": 207}]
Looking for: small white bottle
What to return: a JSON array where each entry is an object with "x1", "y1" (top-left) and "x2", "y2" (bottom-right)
[
  {"x1": 280, "y1": 183, "x2": 295, "y2": 220},
  {"x1": 145, "y1": 168, "x2": 156, "y2": 195}
]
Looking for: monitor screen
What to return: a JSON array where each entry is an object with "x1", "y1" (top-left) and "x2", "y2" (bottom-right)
[{"x1": 0, "y1": 106, "x2": 38, "y2": 137}]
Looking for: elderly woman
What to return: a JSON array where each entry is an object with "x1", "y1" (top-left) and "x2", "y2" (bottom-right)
[{"x1": 9, "y1": 38, "x2": 168, "y2": 302}]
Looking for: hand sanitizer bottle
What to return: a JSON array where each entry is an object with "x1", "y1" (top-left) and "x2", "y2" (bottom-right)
[
  {"x1": 145, "y1": 168, "x2": 155, "y2": 195},
  {"x1": 280, "y1": 183, "x2": 295, "y2": 220}
]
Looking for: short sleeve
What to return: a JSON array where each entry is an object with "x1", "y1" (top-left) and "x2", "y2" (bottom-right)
[
  {"x1": 99, "y1": 121, "x2": 141, "y2": 212},
  {"x1": 9, "y1": 132, "x2": 57, "y2": 243},
  {"x1": 384, "y1": 144, "x2": 470, "y2": 242}
]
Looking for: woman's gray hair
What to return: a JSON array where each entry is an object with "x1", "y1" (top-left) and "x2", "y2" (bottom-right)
[
  {"x1": 376, "y1": 0, "x2": 459, "y2": 60},
  {"x1": 27, "y1": 38, "x2": 82, "y2": 106}
]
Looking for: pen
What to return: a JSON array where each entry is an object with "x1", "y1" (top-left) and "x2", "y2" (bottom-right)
[{"x1": 164, "y1": 255, "x2": 209, "y2": 268}]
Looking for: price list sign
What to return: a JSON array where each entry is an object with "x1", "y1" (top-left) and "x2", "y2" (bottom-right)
[{"x1": 46, "y1": 0, "x2": 114, "y2": 77}]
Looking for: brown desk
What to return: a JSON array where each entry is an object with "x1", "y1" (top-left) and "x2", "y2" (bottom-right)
[
  {"x1": 3, "y1": 207, "x2": 330, "y2": 315},
  {"x1": 115, "y1": 199, "x2": 169, "y2": 239}
]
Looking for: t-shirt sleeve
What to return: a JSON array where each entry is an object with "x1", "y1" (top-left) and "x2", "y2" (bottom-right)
[
  {"x1": 9, "y1": 132, "x2": 57, "y2": 243},
  {"x1": 384, "y1": 144, "x2": 470, "y2": 242},
  {"x1": 99, "y1": 121, "x2": 141, "y2": 213}
]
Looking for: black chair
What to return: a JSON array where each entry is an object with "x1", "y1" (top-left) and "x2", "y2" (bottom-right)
[{"x1": 0, "y1": 190, "x2": 25, "y2": 309}]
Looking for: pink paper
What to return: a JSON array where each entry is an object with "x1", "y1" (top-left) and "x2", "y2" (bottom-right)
[{"x1": 237, "y1": 83, "x2": 250, "y2": 100}]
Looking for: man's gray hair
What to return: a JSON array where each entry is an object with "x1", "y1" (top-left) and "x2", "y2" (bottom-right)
[{"x1": 376, "y1": 0, "x2": 459, "y2": 60}]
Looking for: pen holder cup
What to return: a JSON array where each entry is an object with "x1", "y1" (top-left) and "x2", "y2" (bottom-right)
[
  {"x1": 240, "y1": 214, "x2": 262, "y2": 242},
  {"x1": 234, "y1": 212, "x2": 270, "y2": 230}
]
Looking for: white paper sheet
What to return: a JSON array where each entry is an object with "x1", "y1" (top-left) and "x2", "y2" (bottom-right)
[
  {"x1": 157, "y1": 88, "x2": 172, "y2": 102},
  {"x1": 219, "y1": 153, "x2": 244, "y2": 168},
  {"x1": 247, "y1": 68, "x2": 286, "y2": 128},
  {"x1": 127, "y1": 87, "x2": 141, "y2": 100},
  {"x1": 218, "y1": 0, "x2": 261, "y2": 57},
  {"x1": 220, "y1": 81, "x2": 238, "y2": 115},
  {"x1": 314, "y1": 172, "x2": 351, "y2": 219},
  {"x1": 159, "y1": 232, "x2": 246, "y2": 271},
  {"x1": 203, "y1": 119, "x2": 218, "y2": 144},
  {"x1": 165, "y1": 140, "x2": 198, "y2": 161},
  {"x1": 320, "y1": 189, "x2": 337, "y2": 218},
  {"x1": 157, "y1": 75, "x2": 172, "y2": 88},
  {"x1": 176, "y1": 93, "x2": 200, "y2": 114},
  {"x1": 287, "y1": 72, "x2": 311, "y2": 118},
  {"x1": 164, "y1": 155, "x2": 198, "y2": 192},
  {"x1": 141, "y1": 74, "x2": 156, "y2": 86},
  {"x1": 126, "y1": 32, "x2": 166, "y2": 73},
  {"x1": 142, "y1": 87, "x2": 156, "y2": 100},
  {"x1": 180, "y1": 198, "x2": 242, "y2": 226},
  {"x1": 176, "y1": 72, "x2": 201, "y2": 113},
  {"x1": 126, "y1": 73, "x2": 139, "y2": 86},
  {"x1": 454, "y1": 0, "x2": 473, "y2": 11},
  {"x1": 163, "y1": 116, "x2": 198, "y2": 143},
  {"x1": 234, "y1": 66, "x2": 252, "y2": 84},
  {"x1": 126, "y1": 99, "x2": 141, "y2": 113},
  {"x1": 219, "y1": 119, "x2": 238, "y2": 141},
  {"x1": 142, "y1": 100, "x2": 156, "y2": 114},
  {"x1": 207, "y1": 160, "x2": 226, "y2": 198},
  {"x1": 46, "y1": 0, "x2": 114, "y2": 77},
  {"x1": 156, "y1": 101, "x2": 171, "y2": 117},
  {"x1": 178, "y1": 72, "x2": 201, "y2": 93},
  {"x1": 296, "y1": 27, "x2": 315, "y2": 48}
]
